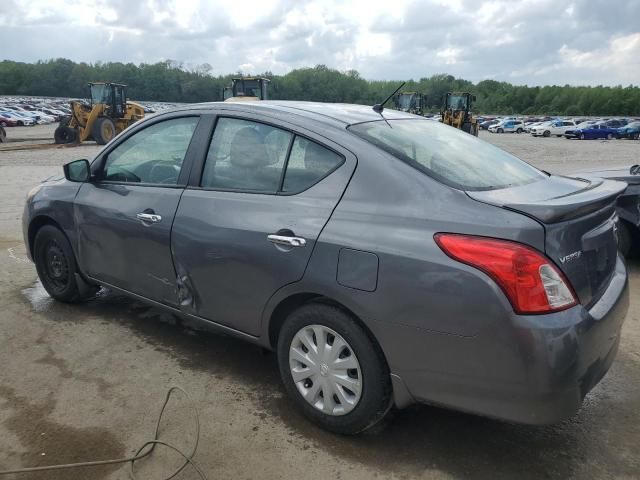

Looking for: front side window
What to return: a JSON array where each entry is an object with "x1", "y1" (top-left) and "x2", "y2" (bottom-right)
[
  {"x1": 282, "y1": 137, "x2": 344, "y2": 193},
  {"x1": 201, "y1": 118, "x2": 292, "y2": 192},
  {"x1": 349, "y1": 119, "x2": 547, "y2": 191},
  {"x1": 102, "y1": 117, "x2": 199, "y2": 184}
]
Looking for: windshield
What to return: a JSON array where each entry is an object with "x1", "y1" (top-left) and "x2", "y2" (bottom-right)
[
  {"x1": 446, "y1": 95, "x2": 469, "y2": 110},
  {"x1": 348, "y1": 119, "x2": 547, "y2": 191},
  {"x1": 90, "y1": 84, "x2": 111, "y2": 104},
  {"x1": 397, "y1": 94, "x2": 414, "y2": 110}
]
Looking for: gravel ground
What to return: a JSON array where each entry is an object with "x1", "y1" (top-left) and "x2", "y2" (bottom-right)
[{"x1": 0, "y1": 124, "x2": 638, "y2": 480}]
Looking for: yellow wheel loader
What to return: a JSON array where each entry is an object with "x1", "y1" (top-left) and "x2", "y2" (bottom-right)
[
  {"x1": 441, "y1": 92, "x2": 479, "y2": 136},
  {"x1": 54, "y1": 82, "x2": 145, "y2": 145},
  {"x1": 223, "y1": 77, "x2": 270, "y2": 102}
]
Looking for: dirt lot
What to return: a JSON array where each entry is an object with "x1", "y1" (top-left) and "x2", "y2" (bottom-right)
[{"x1": 0, "y1": 125, "x2": 639, "y2": 479}]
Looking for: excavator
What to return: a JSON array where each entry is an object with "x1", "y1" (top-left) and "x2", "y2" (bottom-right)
[
  {"x1": 393, "y1": 92, "x2": 426, "y2": 115},
  {"x1": 54, "y1": 82, "x2": 145, "y2": 145},
  {"x1": 441, "y1": 92, "x2": 479, "y2": 136},
  {"x1": 223, "y1": 77, "x2": 270, "y2": 102}
]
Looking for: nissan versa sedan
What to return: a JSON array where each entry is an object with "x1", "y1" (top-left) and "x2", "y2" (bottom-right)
[{"x1": 23, "y1": 102, "x2": 629, "y2": 434}]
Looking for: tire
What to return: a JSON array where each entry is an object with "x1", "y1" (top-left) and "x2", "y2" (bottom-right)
[
  {"x1": 0, "y1": 126, "x2": 5, "y2": 143},
  {"x1": 606, "y1": 133, "x2": 613, "y2": 140},
  {"x1": 54, "y1": 126, "x2": 78, "y2": 144},
  {"x1": 17, "y1": 121, "x2": 24, "y2": 126},
  {"x1": 633, "y1": 132, "x2": 639, "y2": 140},
  {"x1": 92, "y1": 117, "x2": 116, "y2": 145},
  {"x1": 0, "y1": 121, "x2": 6, "y2": 127},
  {"x1": 34, "y1": 225, "x2": 85, "y2": 303},
  {"x1": 497, "y1": 128, "x2": 504, "y2": 133},
  {"x1": 580, "y1": 133, "x2": 585, "y2": 140},
  {"x1": 277, "y1": 303, "x2": 392, "y2": 435},
  {"x1": 543, "y1": 130, "x2": 551, "y2": 137},
  {"x1": 516, "y1": 128, "x2": 523, "y2": 134}
]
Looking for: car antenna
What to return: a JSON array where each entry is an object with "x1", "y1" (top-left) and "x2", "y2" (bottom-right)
[
  {"x1": 372, "y1": 81, "x2": 405, "y2": 127},
  {"x1": 373, "y1": 81, "x2": 405, "y2": 114}
]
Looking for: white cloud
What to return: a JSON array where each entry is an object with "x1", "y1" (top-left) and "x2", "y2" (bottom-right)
[{"x1": 0, "y1": 0, "x2": 638, "y2": 86}]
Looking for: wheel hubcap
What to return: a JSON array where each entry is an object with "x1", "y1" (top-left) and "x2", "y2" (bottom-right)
[
  {"x1": 289, "y1": 325, "x2": 362, "y2": 416},
  {"x1": 44, "y1": 241, "x2": 68, "y2": 289}
]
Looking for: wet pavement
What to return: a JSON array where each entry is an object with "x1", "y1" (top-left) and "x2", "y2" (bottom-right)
[{"x1": 0, "y1": 126, "x2": 639, "y2": 479}]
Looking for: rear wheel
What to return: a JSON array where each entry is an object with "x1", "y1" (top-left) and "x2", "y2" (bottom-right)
[
  {"x1": 34, "y1": 225, "x2": 85, "y2": 302},
  {"x1": 54, "y1": 126, "x2": 77, "y2": 144},
  {"x1": 633, "y1": 132, "x2": 639, "y2": 140},
  {"x1": 580, "y1": 133, "x2": 586, "y2": 140},
  {"x1": 92, "y1": 117, "x2": 116, "y2": 145},
  {"x1": 543, "y1": 130, "x2": 551, "y2": 137},
  {"x1": 606, "y1": 133, "x2": 613, "y2": 140},
  {"x1": 516, "y1": 128, "x2": 523, "y2": 134},
  {"x1": 277, "y1": 303, "x2": 392, "y2": 435}
]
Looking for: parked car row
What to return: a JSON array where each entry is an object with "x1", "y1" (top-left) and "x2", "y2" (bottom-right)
[
  {"x1": 0, "y1": 98, "x2": 71, "y2": 126},
  {"x1": 479, "y1": 115, "x2": 640, "y2": 141},
  {"x1": 0, "y1": 95, "x2": 181, "y2": 127}
]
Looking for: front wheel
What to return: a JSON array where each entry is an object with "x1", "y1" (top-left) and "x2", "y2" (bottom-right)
[
  {"x1": 497, "y1": 128, "x2": 504, "y2": 133},
  {"x1": 92, "y1": 117, "x2": 116, "y2": 145},
  {"x1": 543, "y1": 130, "x2": 551, "y2": 137},
  {"x1": 580, "y1": 133, "x2": 586, "y2": 140},
  {"x1": 606, "y1": 133, "x2": 613, "y2": 140},
  {"x1": 34, "y1": 225, "x2": 86, "y2": 303},
  {"x1": 516, "y1": 128, "x2": 523, "y2": 134},
  {"x1": 277, "y1": 303, "x2": 392, "y2": 434}
]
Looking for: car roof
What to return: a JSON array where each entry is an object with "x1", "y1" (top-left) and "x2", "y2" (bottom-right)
[{"x1": 166, "y1": 101, "x2": 416, "y2": 127}]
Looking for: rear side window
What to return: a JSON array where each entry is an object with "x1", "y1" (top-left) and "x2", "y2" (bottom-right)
[
  {"x1": 349, "y1": 119, "x2": 547, "y2": 191},
  {"x1": 282, "y1": 137, "x2": 344, "y2": 193},
  {"x1": 201, "y1": 117, "x2": 292, "y2": 192}
]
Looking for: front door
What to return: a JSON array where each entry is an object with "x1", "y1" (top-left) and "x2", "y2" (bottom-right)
[
  {"x1": 171, "y1": 115, "x2": 356, "y2": 335},
  {"x1": 75, "y1": 115, "x2": 201, "y2": 305}
]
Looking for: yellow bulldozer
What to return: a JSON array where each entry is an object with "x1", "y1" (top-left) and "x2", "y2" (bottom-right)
[
  {"x1": 54, "y1": 82, "x2": 145, "y2": 145},
  {"x1": 441, "y1": 92, "x2": 479, "y2": 136},
  {"x1": 223, "y1": 77, "x2": 270, "y2": 102}
]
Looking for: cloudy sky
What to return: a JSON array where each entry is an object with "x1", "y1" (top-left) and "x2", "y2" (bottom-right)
[{"x1": 1, "y1": 0, "x2": 638, "y2": 86}]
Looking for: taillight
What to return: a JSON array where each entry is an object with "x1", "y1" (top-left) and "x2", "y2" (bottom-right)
[{"x1": 434, "y1": 233, "x2": 577, "y2": 314}]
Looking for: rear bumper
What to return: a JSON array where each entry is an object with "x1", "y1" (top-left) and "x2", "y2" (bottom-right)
[{"x1": 389, "y1": 255, "x2": 629, "y2": 424}]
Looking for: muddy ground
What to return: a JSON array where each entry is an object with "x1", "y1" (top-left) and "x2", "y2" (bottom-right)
[{"x1": 0, "y1": 125, "x2": 638, "y2": 479}]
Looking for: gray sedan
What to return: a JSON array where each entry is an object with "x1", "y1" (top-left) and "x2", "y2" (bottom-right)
[{"x1": 23, "y1": 102, "x2": 629, "y2": 434}]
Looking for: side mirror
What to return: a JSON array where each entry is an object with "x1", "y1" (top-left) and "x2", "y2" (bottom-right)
[{"x1": 63, "y1": 159, "x2": 90, "y2": 182}]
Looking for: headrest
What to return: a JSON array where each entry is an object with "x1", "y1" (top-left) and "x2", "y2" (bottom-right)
[{"x1": 230, "y1": 127, "x2": 268, "y2": 168}]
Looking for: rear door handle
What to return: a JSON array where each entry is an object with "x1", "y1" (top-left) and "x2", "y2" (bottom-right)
[
  {"x1": 267, "y1": 234, "x2": 306, "y2": 248},
  {"x1": 136, "y1": 213, "x2": 162, "y2": 223}
]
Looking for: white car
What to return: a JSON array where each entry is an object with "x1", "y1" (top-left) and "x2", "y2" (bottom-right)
[
  {"x1": 488, "y1": 120, "x2": 525, "y2": 133},
  {"x1": 531, "y1": 120, "x2": 576, "y2": 137}
]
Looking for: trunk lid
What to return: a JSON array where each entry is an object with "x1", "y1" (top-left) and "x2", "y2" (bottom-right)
[{"x1": 467, "y1": 175, "x2": 627, "y2": 307}]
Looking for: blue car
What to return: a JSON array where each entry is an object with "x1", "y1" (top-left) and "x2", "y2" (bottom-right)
[
  {"x1": 617, "y1": 121, "x2": 640, "y2": 140},
  {"x1": 571, "y1": 122, "x2": 619, "y2": 140}
]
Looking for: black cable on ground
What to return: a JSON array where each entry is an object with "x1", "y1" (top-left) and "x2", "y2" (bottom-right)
[{"x1": 0, "y1": 386, "x2": 208, "y2": 479}]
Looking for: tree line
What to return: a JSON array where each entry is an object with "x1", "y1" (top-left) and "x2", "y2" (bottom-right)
[{"x1": 1, "y1": 59, "x2": 639, "y2": 116}]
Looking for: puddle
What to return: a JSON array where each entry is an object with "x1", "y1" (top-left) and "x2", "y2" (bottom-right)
[
  {"x1": 22, "y1": 281, "x2": 56, "y2": 313},
  {"x1": 0, "y1": 385, "x2": 126, "y2": 480}
]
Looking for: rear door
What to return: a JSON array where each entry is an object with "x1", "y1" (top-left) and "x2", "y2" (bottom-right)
[
  {"x1": 75, "y1": 114, "x2": 203, "y2": 306},
  {"x1": 171, "y1": 113, "x2": 356, "y2": 335}
]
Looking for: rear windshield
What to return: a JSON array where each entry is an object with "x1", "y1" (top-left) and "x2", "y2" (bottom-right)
[{"x1": 348, "y1": 119, "x2": 547, "y2": 191}]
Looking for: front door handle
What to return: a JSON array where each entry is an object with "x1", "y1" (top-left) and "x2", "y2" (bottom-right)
[
  {"x1": 136, "y1": 213, "x2": 162, "y2": 223},
  {"x1": 267, "y1": 234, "x2": 306, "y2": 248}
]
